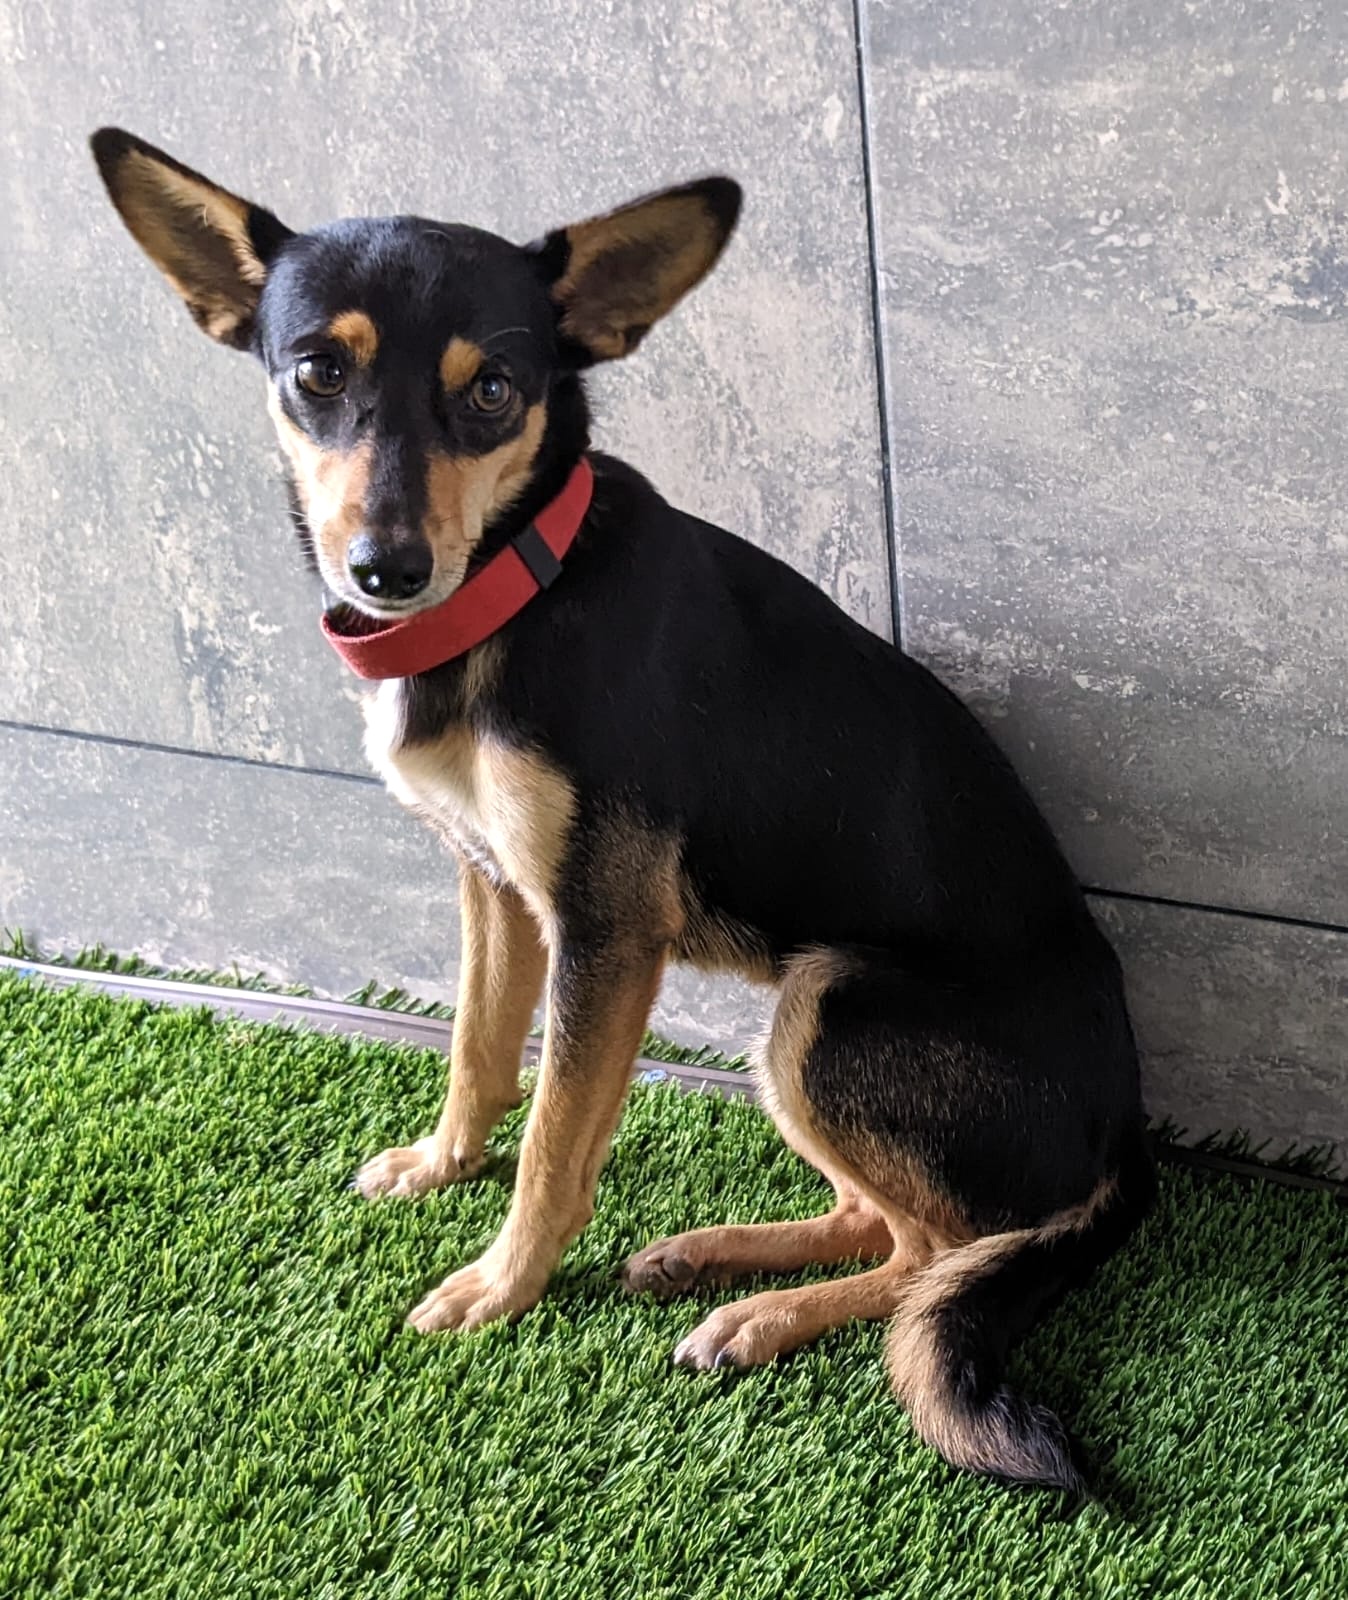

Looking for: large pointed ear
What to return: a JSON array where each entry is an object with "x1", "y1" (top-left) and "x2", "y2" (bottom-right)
[
  {"x1": 90, "y1": 128, "x2": 293, "y2": 350},
  {"x1": 533, "y1": 177, "x2": 741, "y2": 365}
]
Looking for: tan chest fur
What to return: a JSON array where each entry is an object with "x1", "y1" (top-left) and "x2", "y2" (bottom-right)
[{"x1": 361, "y1": 679, "x2": 575, "y2": 924}]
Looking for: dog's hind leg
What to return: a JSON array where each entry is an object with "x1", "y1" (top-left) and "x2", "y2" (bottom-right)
[
  {"x1": 622, "y1": 1183, "x2": 894, "y2": 1297},
  {"x1": 670, "y1": 942, "x2": 1149, "y2": 1493},
  {"x1": 672, "y1": 1255, "x2": 916, "y2": 1369},
  {"x1": 354, "y1": 866, "x2": 547, "y2": 1198},
  {"x1": 626, "y1": 951, "x2": 941, "y2": 1298},
  {"x1": 663, "y1": 948, "x2": 959, "y2": 1360}
]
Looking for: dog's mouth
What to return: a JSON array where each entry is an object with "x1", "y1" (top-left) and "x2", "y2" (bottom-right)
[
  {"x1": 322, "y1": 573, "x2": 464, "y2": 634},
  {"x1": 320, "y1": 555, "x2": 472, "y2": 633},
  {"x1": 323, "y1": 599, "x2": 412, "y2": 638}
]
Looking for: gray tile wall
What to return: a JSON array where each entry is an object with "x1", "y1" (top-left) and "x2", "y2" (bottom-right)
[
  {"x1": 2, "y1": 1, "x2": 1344, "y2": 1152},
  {"x1": 861, "y1": 0, "x2": 1347, "y2": 924}
]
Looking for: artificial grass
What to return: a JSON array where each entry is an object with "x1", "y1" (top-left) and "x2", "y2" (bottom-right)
[{"x1": 1, "y1": 974, "x2": 1345, "y2": 1600}]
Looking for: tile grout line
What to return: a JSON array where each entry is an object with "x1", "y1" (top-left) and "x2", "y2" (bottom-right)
[
  {"x1": 1083, "y1": 883, "x2": 1348, "y2": 940},
  {"x1": 850, "y1": 0, "x2": 906, "y2": 648},
  {"x1": 0, "y1": 716, "x2": 382, "y2": 788}
]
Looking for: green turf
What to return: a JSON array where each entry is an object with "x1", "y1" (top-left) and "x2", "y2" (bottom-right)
[{"x1": 2, "y1": 974, "x2": 1344, "y2": 1599}]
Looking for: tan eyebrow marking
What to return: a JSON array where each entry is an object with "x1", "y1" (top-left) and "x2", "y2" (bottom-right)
[
  {"x1": 439, "y1": 335, "x2": 485, "y2": 393},
  {"x1": 327, "y1": 309, "x2": 379, "y2": 367}
]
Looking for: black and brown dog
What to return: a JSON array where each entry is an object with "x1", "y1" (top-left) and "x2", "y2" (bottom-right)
[{"x1": 90, "y1": 128, "x2": 1153, "y2": 1494}]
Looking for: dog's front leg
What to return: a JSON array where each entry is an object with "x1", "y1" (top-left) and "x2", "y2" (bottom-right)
[
  {"x1": 406, "y1": 935, "x2": 666, "y2": 1332},
  {"x1": 354, "y1": 865, "x2": 547, "y2": 1199}
]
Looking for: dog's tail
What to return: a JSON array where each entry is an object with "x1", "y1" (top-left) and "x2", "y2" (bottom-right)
[{"x1": 886, "y1": 1132, "x2": 1155, "y2": 1494}]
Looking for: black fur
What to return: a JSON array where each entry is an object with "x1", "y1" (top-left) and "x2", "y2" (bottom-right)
[
  {"x1": 918, "y1": 1130, "x2": 1157, "y2": 1492},
  {"x1": 90, "y1": 129, "x2": 1153, "y2": 1493}
]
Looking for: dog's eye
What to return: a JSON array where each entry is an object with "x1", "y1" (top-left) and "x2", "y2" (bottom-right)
[
  {"x1": 296, "y1": 356, "x2": 346, "y2": 398},
  {"x1": 469, "y1": 373, "x2": 512, "y2": 413}
]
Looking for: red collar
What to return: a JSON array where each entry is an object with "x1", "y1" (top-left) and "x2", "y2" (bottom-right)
[{"x1": 320, "y1": 456, "x2": 594, "y2": 680}]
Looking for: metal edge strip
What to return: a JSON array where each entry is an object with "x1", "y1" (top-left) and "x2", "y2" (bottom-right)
[{"x1": 0, "y1": 955, "x2": 755, "y2": 1098}]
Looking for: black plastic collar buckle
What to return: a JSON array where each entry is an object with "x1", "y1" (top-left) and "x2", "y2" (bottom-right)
[{"x1": 512, "y1": 524, "x2": 564, "y2": 589}]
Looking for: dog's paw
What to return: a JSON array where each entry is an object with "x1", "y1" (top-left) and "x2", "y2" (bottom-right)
[
  {"x1": 352, "y1": 1135, "x2": 480, "y2": 1200},
  {"x1": 622, "y1": 1235, "x2": 711, "y2": 1298},
  {"x1": 672, "y1": 1292, "x2": 797, "y2": 1372},
  {"x1": 405, "y1": 1258, "x2": 539, "y2": 1334}
]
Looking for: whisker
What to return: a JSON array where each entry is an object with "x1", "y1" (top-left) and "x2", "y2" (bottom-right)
[{"x1": 481, "y1": 325, "x2": 531, "y2": 349}]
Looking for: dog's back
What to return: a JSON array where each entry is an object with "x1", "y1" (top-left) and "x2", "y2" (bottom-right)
[{"x1": 488, "y1": 452, "x2": 1101, "y2": 961}]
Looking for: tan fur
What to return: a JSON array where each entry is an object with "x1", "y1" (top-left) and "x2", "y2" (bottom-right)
[
  {"x1": 460, "y1": 634, "x2": 507, "y2": 706},
  {"x1": 353, "y1": 870, "x2": 546, "y2": 1199},
  {"x1": 757, "y1": 948, "x2": 851, "y2": 1091},
  {"x1": 269, "y1": 387, "x2": 544, "y2": 604},
  {"x1": 757, "y1": 950, "x2": 969, "y2": 1254},
  {"x1": 674, "y1": 897, "x2": 779, "y2": 984},
  {"x1": 268, "y1": 387, "x2": 372, "y2": 573},
  {"x1": 117, "y1": 150, "x2": 264, "y2": 282},
  {"x1": 893, "y1": 1361, "x2": 1055, "y2": 1484},
  {"x1": 109, "y1": 149, "x2": 264, "y2": 341},
  {"x1": 886, "y1": 1178, "x2": 1118, "y2": 1476},
  {"x1": 443, "y1": 872, "x2": 547, "y2": 1150},
  {"x1": 439, "y1": 335, "x2": 484, "y2": 392},
  {"x1": 328, "y1": 309, "x2": 379, "y2": 367},
  {"x1": 361, "y1": 728, "x2": 672, "y2": 1333},
  {"x1": 520, "y1": 956, "x2": 667, "y2": 1245},
  {"x1": 423, "y1": 403, "x2": 548, "y2": 588},
  {"x1": 674, "y1": 1258, "x2": 917, "y2": 1370},
  {"x1": 893, "y1": 1176, "x2": 1116, "y2": 1333},
  {"x1": 406, "y1": 950, "x2": 667, "y2": 1333},
  {"x1": 655, "y1": 947, "x2": 965, "y2": 1365},
  {"x1": 351, "y1": 620, "x2": 546, "y2": 1204},
  {"x1": 624, "y1": 1190, "x2": 894, "y2": 1294},
  {"x1": 554, "y1": 193, "x2": 727, "y2": 359},
  {"x1": 363, "y1": 688, "x2": 576, "y2": 929}
]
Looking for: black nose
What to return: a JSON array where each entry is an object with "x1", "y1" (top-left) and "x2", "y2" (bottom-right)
[{"x1": 346, "y1": 533, "x2": 433, "y2": 600}]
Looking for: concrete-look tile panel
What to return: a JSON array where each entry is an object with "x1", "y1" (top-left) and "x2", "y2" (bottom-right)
[
  {"x1": 0, "y1": 0, "x2": 887, "y2": 773},
  {"x1": 1098, "y1": 899, "x2": 1348, "y2": 1156},
  {"x1": 0, "y1": 724, "x2": 768, "y2": 1054},
  {"x1": 863, "y1": 0, "x2": 1348, "y2": 924},
  {"x1": 0, "y1": 729, "x2": 456, "y2": 999}
]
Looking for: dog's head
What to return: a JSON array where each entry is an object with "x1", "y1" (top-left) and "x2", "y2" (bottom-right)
[{"x1": 90, "y1": 129, "x2": 740, "y2": 617}]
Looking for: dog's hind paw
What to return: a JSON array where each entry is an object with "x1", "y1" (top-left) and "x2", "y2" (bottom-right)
[
  {"x1": 622, "y1": 1237, "x2": 708, "y2": 1298},
  {"x1": 672, "y1": 1291, "x2": 803, "y2": 1372},
  {"x1": 352, "y1": 1136, "x2": 481, "y2": 1200}
]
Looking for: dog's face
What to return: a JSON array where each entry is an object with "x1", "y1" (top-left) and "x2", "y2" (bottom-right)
[
  {"x1": 91, "y1": 130, "x2": 739, "y2": 617},
  {"x1": 257, "y1": 219, "x2": 562, "y2": 614}
]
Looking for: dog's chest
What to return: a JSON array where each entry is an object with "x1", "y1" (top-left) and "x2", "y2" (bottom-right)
[{"x1": 360, "y1": 681, "x2": 573, "y2": 916}]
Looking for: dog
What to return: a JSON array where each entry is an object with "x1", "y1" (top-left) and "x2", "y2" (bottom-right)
[{"x1": 90, "y1": 127, "x2": 1154, "y2": 1494}]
